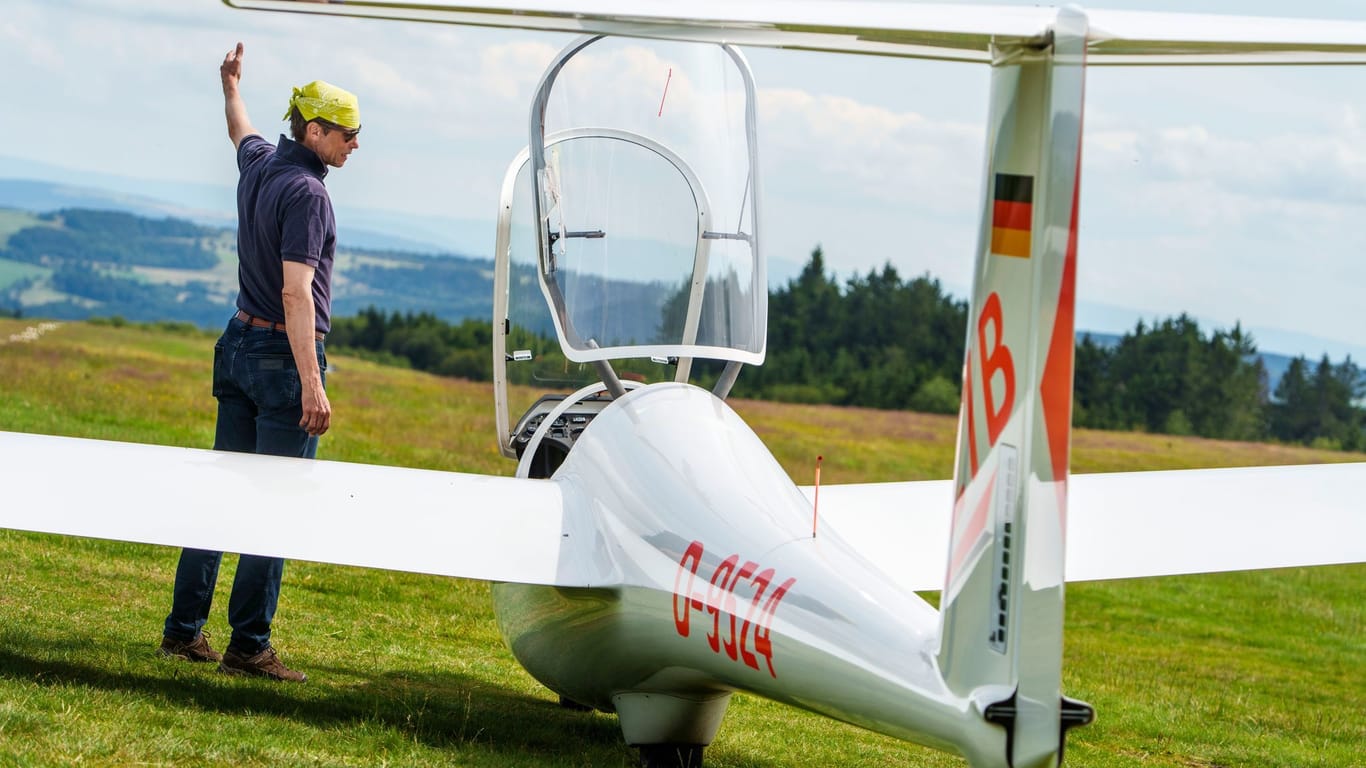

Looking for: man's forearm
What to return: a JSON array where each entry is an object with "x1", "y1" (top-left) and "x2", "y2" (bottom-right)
[
  {"x1": 281, "y1": 260, "x2": 330, "y2": 436},
  {"x1": 224, "y1": 89, "x2": 257, "y2": 149},
  {"x1": 220, "y1": 43, "x2": 257, "y2": 149},
  {"x1": 281, "y1": 285, "x2": 323, "y2": 390}
]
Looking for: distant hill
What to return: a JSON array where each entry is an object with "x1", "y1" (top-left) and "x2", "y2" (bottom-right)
[
  {"x1": 0, "y1": 176, "x2": 478, "y2": 257},
  {"x1": 0, "y1": 178, "x2": 208, "y2": 225},
  {"x1": 0, "y1": 206, "x2": 499, "y2": 328}
]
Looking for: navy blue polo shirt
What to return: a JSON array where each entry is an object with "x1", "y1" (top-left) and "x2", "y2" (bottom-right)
[{"x1": 234, "y1": 134, "x2": 336, "y2": 334}]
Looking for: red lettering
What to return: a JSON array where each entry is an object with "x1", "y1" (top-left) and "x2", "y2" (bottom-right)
[
  {"x1": 705, "y1": 555, "x2": 738, "y2": 653},
  {"x1": 721, "y1": 561, "x2": 757, "y2": 661},
  {"x1": 737, "y1": 568, "x2": 773, "y2": 671},
  {"x1": 977, "y1": 292, "x2": 1015, "y2": 446},
  {"x1": 672, "y1": 541, "x2": 705, "y2": 637},
  {"x1": 754, "y1": 577, "x2": 796, "y2": 677},
  {"x1": 964, "y1": 365, "x2": 979, "y2": 477},
  {"x1": 670, "y1": 541, "x2": 794, "y2": 678}
]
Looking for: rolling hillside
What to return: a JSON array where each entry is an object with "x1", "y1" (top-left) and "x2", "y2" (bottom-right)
[{"x1": 0, "y1": 206, "x2": 496, "y2": 329}]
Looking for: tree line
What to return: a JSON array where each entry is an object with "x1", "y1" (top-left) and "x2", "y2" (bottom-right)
[
  {"x1": 1076, "y1": 316, "x2": 1363, "y2": 449},
  {"x1": 726, "y1": 249, "x2": 966, "y2": 412},
  {"x1": 329, "y1": 306, "x2": 495, "y2": 381},
  {"x1": 330, "y1": 249, "x2": 1363, "y2": 450}
]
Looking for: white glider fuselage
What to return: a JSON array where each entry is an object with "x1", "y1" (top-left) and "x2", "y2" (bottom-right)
[{"x1": 493, "y1": 382, "x2": 1002, "y2": 763}]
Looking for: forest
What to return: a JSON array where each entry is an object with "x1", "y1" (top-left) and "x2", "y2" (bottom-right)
[{"x1": 331, "y1": 249, "x2": 1365, "y2": 451}]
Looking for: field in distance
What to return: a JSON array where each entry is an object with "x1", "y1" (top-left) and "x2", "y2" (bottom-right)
[{"x1": 0, "y1": 319, "x2": 1361, "y2": 767}]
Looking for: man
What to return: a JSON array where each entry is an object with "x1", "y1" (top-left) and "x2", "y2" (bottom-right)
[{"x1": 157, "y1": 42, "x2": 361, "y2": 682}]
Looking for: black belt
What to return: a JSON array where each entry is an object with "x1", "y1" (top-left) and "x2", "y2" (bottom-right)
[{"x1": 235, "y1": 310, "x2": 325, "y2": 342}]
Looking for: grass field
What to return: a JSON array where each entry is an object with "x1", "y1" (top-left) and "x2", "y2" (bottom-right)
[{"x1": 0, "y1": 319, "x2": 1362, "y2": 767}]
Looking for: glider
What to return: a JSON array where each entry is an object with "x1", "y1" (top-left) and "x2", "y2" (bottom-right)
[{"x1": 4, "y1": 3, "x2": 1366, "y2": 766}]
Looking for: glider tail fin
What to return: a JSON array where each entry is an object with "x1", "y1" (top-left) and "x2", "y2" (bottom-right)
[{"x1": 936, "y1": 9, "x2": 1094, "y2": 768}]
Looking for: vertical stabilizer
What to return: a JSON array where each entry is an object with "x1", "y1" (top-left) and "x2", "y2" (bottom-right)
[{"x1": 937, "y1": 8, "x2": 1093, "y2": 768}]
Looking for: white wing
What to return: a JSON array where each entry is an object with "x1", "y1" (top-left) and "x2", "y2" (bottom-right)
[
  {"x1": 8, "y1": 430, "x2": 1363, "y2": 592},
  {"x1": 0, "y1": 431, "x2": 570, "y2": 585},
  {"x1": 224, "y1": 0, "x2": 1366, "y2": 64},
  {"x1": 810, "y1": 463, "x2": 1366, "y2": 592}
]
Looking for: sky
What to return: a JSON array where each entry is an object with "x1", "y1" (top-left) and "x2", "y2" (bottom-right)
[{"x1": 3, "y1": 0, "x2": 1366, "y2": 361}]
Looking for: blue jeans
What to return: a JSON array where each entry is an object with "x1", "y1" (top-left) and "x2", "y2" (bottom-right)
[{"x1": 163, "y1": 316, "x2": 326, "y2": 655}]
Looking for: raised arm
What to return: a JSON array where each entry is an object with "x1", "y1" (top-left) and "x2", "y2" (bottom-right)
[{"x1": 221, "y1": 42, "x2": 259, "y2": 148}]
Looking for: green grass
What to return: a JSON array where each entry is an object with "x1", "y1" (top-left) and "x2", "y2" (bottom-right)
[{"x1": 0, "y1": 319, "x2": 1362, "y2": 767}]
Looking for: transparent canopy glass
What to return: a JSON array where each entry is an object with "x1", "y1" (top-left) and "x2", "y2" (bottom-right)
[
  {"x1": 493, "y1": 35, "x2": 767, "y2": 456},
  {"x1": 530, "y1": 36, "x2": 765, "y2": 365}
]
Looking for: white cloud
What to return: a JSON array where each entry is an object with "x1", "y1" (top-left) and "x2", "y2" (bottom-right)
[
  {"x1": 759, "y1": 88, "x2": 983, "y2": 213},
  {"x1": 349, "y1": 56, "x2": 431, "y2": 110},
  {"x1": 754, "y1": 86, "x2": 985, "y2": 281},
  {"x1": 1079, "y1": 106, "x2": 1366, "y2": 350},
  {"x1": 0, "y1": 9, "x2": 63, "y2": 72},
  {"x1": 477, "y1": 40, "x2": 560, "y2": 101},
  {"x1": 1084, "y1": 105, "x2": 1366, "y2": 246}
]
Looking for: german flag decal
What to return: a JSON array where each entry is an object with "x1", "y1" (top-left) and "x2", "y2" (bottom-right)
[{"x1": 991, "y1": 173, "x2": 1033, "y2": 259}]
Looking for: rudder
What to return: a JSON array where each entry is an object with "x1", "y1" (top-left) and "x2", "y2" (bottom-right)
[{"x1": 937, "y1": 8, "x2": 1094, "y2": 768}]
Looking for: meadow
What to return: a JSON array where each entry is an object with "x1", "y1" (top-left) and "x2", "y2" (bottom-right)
[{"x1": 0, "y1": 318, "x2": 1361, "y2": 767}]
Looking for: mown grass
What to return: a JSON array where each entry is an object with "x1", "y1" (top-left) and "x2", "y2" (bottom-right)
[{"x1": 0, "y1": 319, "x2": 1361, "y2": 767}]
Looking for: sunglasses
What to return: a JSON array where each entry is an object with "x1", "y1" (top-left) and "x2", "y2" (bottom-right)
[{"x1": 315, "y1": 119, "x2": 360, "y2": 142}]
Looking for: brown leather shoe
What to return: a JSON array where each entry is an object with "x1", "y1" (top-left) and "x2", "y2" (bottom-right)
[
  {"x1": 159, "y1": 631, "x2": 222, "y2": 663},
  {"x1": 218, "y1": 646, "x2": 307, "y2": 682}
]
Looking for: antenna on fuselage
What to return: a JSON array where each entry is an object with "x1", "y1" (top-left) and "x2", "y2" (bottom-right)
[{"x1": 811, "y1": 455, "x2": 823, "y2": 538}]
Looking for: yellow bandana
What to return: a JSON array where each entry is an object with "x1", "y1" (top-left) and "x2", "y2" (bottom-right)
[{"x1": 284, "y1": 80, "x2": 361, "y2": 129}]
